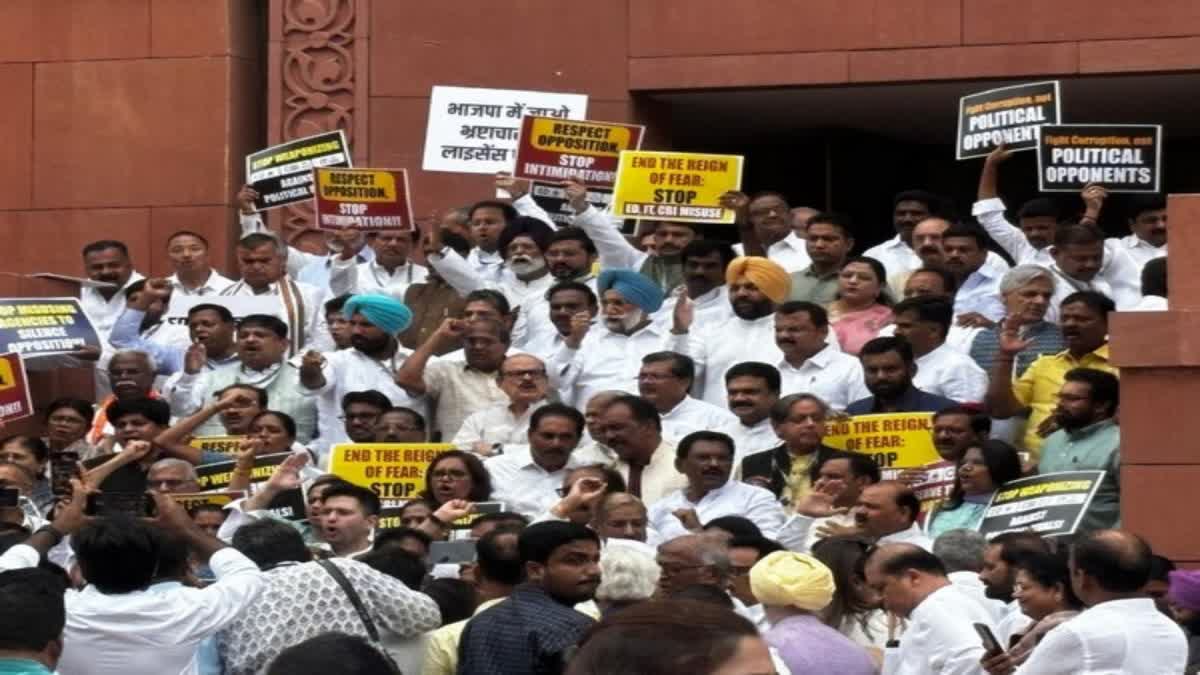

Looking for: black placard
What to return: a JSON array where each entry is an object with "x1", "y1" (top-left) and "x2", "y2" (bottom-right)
[
  {"x1": 245, "y1": 131, "x2": 351, "y2": 210},
  {"x1": 1037, "y1": 124, "x2": 1162, "y2": 193},
  {"x1": 957, "y1": 81, "x2": 1061, "y2": 159},
  {"x1": 978, "y1": 470, "x2": 1105, "y2": 539}
]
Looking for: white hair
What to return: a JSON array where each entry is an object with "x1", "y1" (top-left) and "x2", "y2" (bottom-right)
[
  {"x1": 594, "y1": 544, "x2": 661, "y2": 604},
  {"x1": 110, "y1": 349, "x2": 157, "y2": 375},
  {"x1": 1000, "y1": 264, "x2": 1055, "y2": 295},
  {"x1": 148, "y1": 458, "x2": 198, "y2": 481}
]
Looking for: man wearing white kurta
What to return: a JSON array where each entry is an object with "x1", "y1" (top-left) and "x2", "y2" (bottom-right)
[
  {"x1": 717, "y1": 362, "x2": 783, "y2": 463},
  {"x1": 772, "y1": 302, "x2": 868, "y2": 410},
  {"x1": 892, "y1": 296, "x2": 988, "y2": 404},
  {"x1": 485, "y1": 403, "x2": 595, "y2": 519},
  {"x1": 637, "y1": 351, "x2": 736, "y2": 443}
]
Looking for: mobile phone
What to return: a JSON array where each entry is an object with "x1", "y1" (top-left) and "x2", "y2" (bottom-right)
[
  {"x1": 85, "y1": 492, "x2": 157, "y2": 518},
  {"x1": 974, "y1": 623, "x2": 1004, "y2": 654},
  {"x1": 426, "y1": 540, "x2": 477, "y2": 566},
  {"x1": 0, "y1": 487, "x2": 19, "y2": 508},
  {"x1": 472, "y1": 501, "x2": 506, "y2": 515}
]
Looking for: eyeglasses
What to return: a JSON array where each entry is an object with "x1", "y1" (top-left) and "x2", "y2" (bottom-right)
[
  {"x1": 636, "y1": 372, "x2": 678, "y2": 383},
  {"x1": 431, "y1": 469, "x2": 469, "y2": 480},
  {"x1": 501, "y1": 369, "x2": 547, "y2": 380},
  {"x1": 657, "y1": 561, "x2": 710, "y2": 576},
  {"x1": 339, "y1": 413, "x2": 381, "y2": 422}
]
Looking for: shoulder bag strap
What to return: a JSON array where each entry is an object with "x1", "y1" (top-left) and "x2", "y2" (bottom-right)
[{"x1": 317, "y1": 559, "x2": 380, "y2": 641}]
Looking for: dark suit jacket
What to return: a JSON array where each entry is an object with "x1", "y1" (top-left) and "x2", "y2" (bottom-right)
[{"x1": 739, "y1": 443, "x2": 840, "y2": 500}]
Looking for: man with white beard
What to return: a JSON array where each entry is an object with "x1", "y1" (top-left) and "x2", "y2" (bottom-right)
[
  {"x1": 425, "y1": 216, "x2": 557, "y2": 310},
  {"x1": 549, "y1": 269, "x2": 670, "y2": 409}
]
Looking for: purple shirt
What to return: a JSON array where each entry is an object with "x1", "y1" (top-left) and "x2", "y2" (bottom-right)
[{"x1": 764, "y1": 613, "x2": 876, "y2": 675}]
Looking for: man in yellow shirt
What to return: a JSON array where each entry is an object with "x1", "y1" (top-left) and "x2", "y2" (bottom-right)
[{"x1": 986, "y1": 291, "x2": 1117, "y2": 461}]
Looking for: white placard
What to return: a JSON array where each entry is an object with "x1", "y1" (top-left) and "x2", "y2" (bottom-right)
[
  {"x1": 421, "y1": 85, "x2": 588, "y2": 175},
  {"x1": 160, "y1": 296, "x2": 286, "y2": 346}
]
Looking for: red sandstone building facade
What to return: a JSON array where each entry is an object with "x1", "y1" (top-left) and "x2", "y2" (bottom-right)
[{"x1": 1, "y1": 0, "x2": 1197, "y2": 562}]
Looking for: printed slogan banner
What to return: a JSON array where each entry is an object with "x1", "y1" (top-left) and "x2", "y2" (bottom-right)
[
  {"x1": 422, "y1": 86, "x2": 588, "y2": 174},
  {"x1": 957, "y1": 81, "x2": 1061, "y2": 159},
  {"x1": 329, "y1": 443, "x2": 452, "y2": 501},
  {"x1": 188, "y1": 436, "x2": 246, "y2": 454},
  {"x1": 1037, "y1": 124, "x2": 1162, "y2": 193},
  {"x1": 314, "y1": 167, "x2": 415, "y2": 233},
  {"x1": 245, "y1": 131, "x2": 352, "y2": 211},
  {"x1": 0, "y1": 352, "x2": 34, "y2": 424},
  {"x1": 513, "y1": 116, "x2": 645, "y2": 188},
  {"x1": 822, "y1": 413, "x2": 943, "y2": 472},
  {"x1": 978, "y1": 470, "x2": 1105, "y2": 539},
  {"x1": 530, "y1": 182, "x2": 613, "y2": 226},
  {"x1": 612, "y1": 151, "x2": 744, "y2": 224},
  {"x1": 0, "y1": 298, "x2": 100, "y2": 357},
  {"x1": 193, "y1": 452, "x2": 305, "y2": 520}
]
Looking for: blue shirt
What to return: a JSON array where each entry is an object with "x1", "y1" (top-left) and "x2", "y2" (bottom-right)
[
  {"x1": 846, "y1": 386, "x2": 958, "y2": 415},
  {"x1": 457, "y1": 584, "x2": 594, "y2": 675},
  {"x1": 0, "y1": 659, "x2": 53, "y2": 675}
]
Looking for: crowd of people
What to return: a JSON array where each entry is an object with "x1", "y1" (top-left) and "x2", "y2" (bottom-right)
[{"x1": 0, "y1": 143, "x2": 1196, "y2": 674}]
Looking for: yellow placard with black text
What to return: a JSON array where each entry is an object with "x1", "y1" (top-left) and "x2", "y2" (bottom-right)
[
  {"x1": 822, "y1": 413, "x2": 942, "y2": 471},
  {"x1": 611, "y1": 151, "x2": 743, "y2": 224},
  {"x1": 329, "y1": 443, "x2": 452, "y2": 501},
  {"x1": 189, "y1": 436, "x2": 246, "y2": 454}
]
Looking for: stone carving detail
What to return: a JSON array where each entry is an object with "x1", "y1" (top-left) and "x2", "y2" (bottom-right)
[{"x1": 273, "y1": 0, "x2": 360, "y2": 250}]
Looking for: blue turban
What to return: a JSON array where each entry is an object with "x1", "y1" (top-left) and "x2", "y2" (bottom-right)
[
  {"x1": 597, "y1": 269, "x2": 664, "y2": 314},
  {"x1": 343, "y1": 294, "x2": 413, "y2": 335}
]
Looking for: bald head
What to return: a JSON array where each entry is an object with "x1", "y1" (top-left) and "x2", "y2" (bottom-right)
[
  {"x1": 147, "y1": 458, "x2": 200, "y2": 494},
  {"x1": 1072, "y1": 529, "x2": 1154, "y2": 598},
  {"x1": 854, "y1": 481, "x2": 920, "y2": 538},
  {"x1": 912, "y1": 217, "x2": 953, "y2": 263},
  {"x1": 863, "y1": 542, "x2": 948, "y2": 618},
  {"x1": 657, "y1": 533, "x2": 730, "y2": 594}
]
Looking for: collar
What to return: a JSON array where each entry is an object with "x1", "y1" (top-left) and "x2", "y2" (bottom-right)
[
  {"x1": 1123, "y1": 234, "x2": 1164, "y2": 251},
  {"x1": 881, "y1": 234, "x2": 911, "y2": 251},
  {"x1": 691, "y1": 284, "x2": 724, "y2": 305},
  {"x1": 168, "y1": 270, "x2": 221, "y2": 291},
  {"x1": 86, "y1": 271, "x2": 144, "y2": 298},
  {"x1": 663, "y1": 396, "x2": 694, "y2": 418},
  {"x1": 1058, "y1": 343, "x2": 1110, "y2": 364},
  {"x1": 771, "y1": 232, "x2": 806, "y2": 254},
  {"x1": 916, "y1": 342, "x2": 951, "y2": 364},
  {"x1": 801, "y1": 264, "x2": 840, "y2": 280},
  {"x1": 1063, "y1": 418, "x2": 1117, "y2": 440},
  {"x1": 685, "y1": 478, "x2": 736, "y2": 504},
  {"x1": 780, "y1": 343, "x2": 835, "y2": 370},
  {"x1": 870, "y1": 386, "x2": 925, "y2": 413}
]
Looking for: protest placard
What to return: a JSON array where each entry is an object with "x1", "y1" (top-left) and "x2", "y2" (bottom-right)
[
  {"x1": 162, "y1": 295, "x2": 283, "y2": 330},
  {"x1": 1038, "y1": 124, "x2": 1162, "y2": 193},
  {"x1": 188, "y1": 436, "x2": 246, "y2": 454},
  {"x1": 329, "y1": 443, "x2": 451, "y2": 501},
  {"x1": 957, "y1": 81, "x2": 1060, "y2": 159},
  {"x1": 422, "y1": 86, "x2": 588, "y2": 174},
  {"x1": 513, "y1": 116, "x2": 645, "y2": 189},
  {"x1": 246, "y1": 130, "x2": 351, "y2": 210},
  {"x1": 530, "y1": 181, "x2": 613, "y2": 227},
  {"x1": 822, "y1": 413, "x2": 943, "y2": 472},
  {"x1": 977, "y1": 470, "x2": 1105, "y2": 539},
  {"x1": 170, "y1": 491, "x2": 245, "y2": 510},
  {"x1": 194, "y1": 452, "x2": 291, "y2": 492},
  {"x1": 0, "y1": 353, "x2": 33, "y2": 424},
  {"x1": 611, "y1": 151, "x2": 744, "y2": 224},
  {"x1": 0, "y1": 298, "x2": 100, "y2": 357},
  {"x1": 313, "y1": 167, "x2": 414, "y2": 233},
  {"x1": 912, "y1": 459, "x2": 957, "y2": 513}
]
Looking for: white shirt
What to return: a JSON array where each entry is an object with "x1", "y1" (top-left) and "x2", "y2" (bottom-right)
[
  {"x1": 167, "y1": 270, "x2": 235, "y2": 297},
  {"x1": 1045, "y1": 264, "x2": 1122, "y2": 324},
  {"x1": 309, "y1": 347, "x2": 429, "y2": 457},
  {"x1": 879, "y1": 522, "x2": 933, "y2": 551},
  {"x1": 329, "y1": 256, "x2": 429, "y2": 300},
  {"x1": 1109, "y1": 233, "x2": 1166, "y2": 271},
  {"x1": 0, "y1": 544, "x2": 263, "y2": 675},
  {"x1": 995, "y1": 599, "x2": 1033, "y2": 646},
  {"x1": 865, "y1": 233, "x2": 1010, "y2": 281},
  {"x1": 431, "y1": 246, "x2": 556, "y2": 309},
  {"x1": 549, "y1": 321, "x2": 671, "y2": 409},
  {"x1": 485, "y1": 446, "x2": 592, "y2": 518},
  {"x1": 973, "y1": 198, "x2": 1056, "y2": 267},
  {"x1": 947, "y1": 571, "x2": 1007, "y2": 623},
  {"x1": 466, "y1": 247, "x2": 505, "y2": 283},
  {"x1": 878, "y1": 322, "x2": 983, "y2": 355},
  {"x1": 515, "y1": 274, "x2": 598, "y2": 355},
  {"x1": 660, "y1": 396, "x2": 738, "y2": 443},
  {"x1": 648, "y1": 479, "x2": 786, "y2": 542},
  {"x1": 451, "y1": 400, "x2": 545, "y2": 451},
  {"x1": 673, "y1": 313, "x2": 784, "y2": 405},
  {"x1": 80, "y1": 271, "x2": 145, "y2": 344},
  {"x1": 776, "y1": 511, "x2": 856, "y2": 553},
  {"x1": 573, "y1": 204, "x2": 649, "y2": 270},
  {"x1": 885, "y1": 583, "x2": 995, "y2": 675},
  {"x1": 913, "y1": 343, "x2": 988, "y2": 403},
  {"x1": 1129, "y1": 294, "x2": 1167, "y2": 311},
  {"x1": 734, "y1": 232, "x2": 812, "y2": 273},
  {"x1": 953, "y1": 266, "x2": 1006, "y2": 322},
  {"x1": 653, "y1": 285, "x2": 731, "y2": 333},
  {"x1": 716, "y1": 417, "x2": 781, "y2": 464},
  {"x1": 220, "y1": 277, "x2": 333, "y2": 353},
  {"x1": 1014, "y1": 598, "x2": 1187, "y2": 675},
  {"x1": 776, "y1": 345, "x2": 870, "y2": 411}
]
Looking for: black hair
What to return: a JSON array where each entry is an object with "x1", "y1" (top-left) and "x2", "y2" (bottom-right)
[
  {"x1": 468, "y1": 200, "x2": 518, "y2": 225},
  {"x1": 676, "y1": 430, "x2": 735, "y2": 462},
  {"x1": 942, "y1": 223, "x2": 989, "y2": 249},
  {"x1": 641, "y1": 351, "x2": 695, "y2": 385},
  {"x1": 167, "y1": 230, "x2": 210, "y2": 249},
  {"x1": 1053, "y1": 222, "x2": 1104, "y2": 248},
  {"x1": 238, "y1": 232, "x2": 284, "y2": 252},
  {"x1": 380, "y1": 406, "x2": 427, "y2": 432},
  {"x1": 680, "y1": 239, "x2": 737, "y2": 268},
  {"x1": 123, "y1": 278, "x2": 151, "y2": 300},
  {"x1": 265, "y1": 632, "x2": 401, "y2": 675},
  {"x1": 1148, "y1": 554, "x2": 1176, "y2": 583},
  {"x1": 152, "y1": 527, "x2": 193, "y2": 581},
  {"x1": 546, "y1": 280, "x2": 599, "y2": 308},
  {"x1": 477, "y1": 524, "x2": 524, "y2": 586},
  {"x1": 868, "y1": 545, "x2": 947, "y2": 577},
  {"x1": 840, "y1": 256, "x2": 892, "y2": 305},
  {"x1": 933, "y1": 405, "x2": 992, "y2": 436},
  {"x1": 321, "y1": 482, "x2": 382, "y2": 517},
  {"x1": 1071, "y1": 530, "x2": 1153, "y2": 593},
  {"x1": 82, "y1": 239, "x2": 130, "y2": 259},
  {"x1": 1141, "y1": 257, "x2": 1167, "y2": 298},
  {"x1": 517, "y1": 521, "x2": 599, "y2": 565},
  {"x1": 232, "y1": 518, "x2": 311, "y2": 569},
  {"x1": 187, "y1": 303, "x2": 235, "y2": 323},
  {"x1": 470, "y1": 511, "x2": 530, "y2": 532},
  {"x1": 497, "y1": 216, "x2": 555, "y2": 255},
  {"x1": 0, "y1": 567, "x2": 67, "y2": 652},
  {"x1": 817, "y1": 450, "x2": 882, "y2": 484},
  {"x1": 768, "y1": 393, "x2": 829, "y2": 425},
  {"x1": 442, "y1": 230, "x2": 473, "y2": 257},
  {"x1": 238, "y1": 314, "x2": 289, "y2": 339},
  {"x1": 893, "y1": 295, "x2": 953, "y2": 338},
  {"x1": 359, "y1": 548, "x2": 427, "y2": 590},
  {"x1": 724, "y1": 361, "x2": 781, "y2": 395},
  {"x1": 250, "y1": 410, "x2": 297, "y2": 440},
  {"x1": 1063, "y1": 367, "x2": 1120, "y2": 417},
  {"x1": 944, "y1": 439, "x2": 1022, "y2": 509},
  {"x1": 422, "y1": 450, "x2": 492, "y2": 504},
  {"x1": 702, "y1": 515, "x2": 762, "y2": 539},
  {"x1": 990, "y1": 531, "x2": 1051, "y2": 566},
  {"x1": 547, "y1": 226, "x2": 597, "y2": 255},
  {"x1": 325, "y1": 293, "x2": 351, "y2": 315},
  {"x1": 372, "y1": 527, "x2": 433, "y2": 554},
  {"x1": 73, "y1": 515, "x2": 159, "y2": 593},
  {"x1": 727, "y1": 535, "x2": 784, "y2": 562},
  {"x1": 776, "y1": 300, "x2": 829, "y2": 328},
  {"x1": 529, "y1": 403, "x2": 586, "y2": 439},
  {"x1": 188, "y1": 502, "x2": 227, "y2": 519},
  {"x1": 107, "y1": 397, "x2": 171, "y2": 427},
  {"x1": 859, "y1": 335, "x2": 915, "y2": 365},
  {"x1": 910, "y1": 266, "x2": 959, "y2": 296},
  {"x1": 0, "y1": 434, "x2": 49, "y2": 464},
  {"x1": 668, "y1": 584, "x2": 736, "y2": 608},
  {"x1": 605, "y1": 394, "x2": 662, "y2": 432},
  {"x1": 1014, "y1": 549, "x2": 1083, "y2": 610},
  {"x1": 893, "y1": 190, "x2": 941, "y2": 214},
  {"x1": 1061, "y1": 289, "x2": 1115, "y2": 317},
  {"x1": 895, "y1": 487, "x2": 921, "y2": 523},
  {"x1": 214, "y1": 384, "x2": 268, "y2": 409},
  {"x1": 341, "y1": 389, "x2": 392, "y2": 413},
  {"x1": 1018, "y1": 198, "x2": 1059, "y2": 220},
  {"x1": 421, "y1": 577, "x2": 478, "y2": 624},
  {"x1": 463, "y1": 289, "x2": 511, "y2": 316},
  {"x1": 43, "y1": 397, "x2": 95, "y2": 425},
  {"x1": 565, "y1": 465, "x2": 627, "y2": 494},
  {"x1": 806, "y1": 212, "x2": 854, "y2": 239},
  {"x1": 1126, "y1": 194, "x2": 1167, "y2": 220}
]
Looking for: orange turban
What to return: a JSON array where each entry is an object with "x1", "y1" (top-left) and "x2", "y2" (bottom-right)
[{"x1": 725, "y1": 256, "x2": 791, "y2": 304}]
